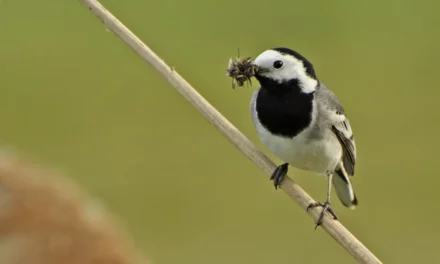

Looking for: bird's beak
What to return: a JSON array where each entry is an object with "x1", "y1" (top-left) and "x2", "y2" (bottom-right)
[{"x1": 253, "y1": 64, "x2": 269, "y2": 75}]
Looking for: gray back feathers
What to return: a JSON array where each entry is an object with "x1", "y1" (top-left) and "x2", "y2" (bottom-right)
[{"x1": 315, "y1": 83, "x2": 357, "y2": 176}]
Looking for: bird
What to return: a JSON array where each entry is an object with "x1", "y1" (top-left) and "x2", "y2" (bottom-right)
[{"x1": 249, "y1": 47, "x2": 357, "y2": 228}]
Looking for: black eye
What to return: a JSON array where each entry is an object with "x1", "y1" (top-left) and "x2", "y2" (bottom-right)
[{"x1": 273, "y1": 60, "x2": 283, "y2": 69}]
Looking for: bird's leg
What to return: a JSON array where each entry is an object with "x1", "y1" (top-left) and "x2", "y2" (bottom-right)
[
  {"x1": 270, "y1": 163, "x2": 288, "y2": 189},
  {"x1": 307, "y1": 172, "x2": 338, "y2": 229}
]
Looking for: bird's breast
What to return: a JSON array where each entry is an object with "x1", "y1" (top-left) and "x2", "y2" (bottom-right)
[
  {"x1": 255, "y1": 85, "x2": 314, "y2": 138},
  {"x1": 250, "y1": 87, "x2": 341, "y2": 174}
]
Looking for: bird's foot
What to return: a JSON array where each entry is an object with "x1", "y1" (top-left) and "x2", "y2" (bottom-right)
[
  {"x1": 270, "y1": 163, "x2": 288, "y2": 189},
  {"x1": 306, "y1": 201, "x2": 338, "y2": 229}
]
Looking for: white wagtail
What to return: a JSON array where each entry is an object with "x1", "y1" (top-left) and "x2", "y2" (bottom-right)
[{"x1": 249, "y1": 47, "x2": 357, "y2": 227}]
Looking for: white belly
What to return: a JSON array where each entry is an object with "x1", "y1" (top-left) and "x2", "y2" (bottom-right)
[{"x1": 255, "y1": 121, "x2": 342, "y2": 175}]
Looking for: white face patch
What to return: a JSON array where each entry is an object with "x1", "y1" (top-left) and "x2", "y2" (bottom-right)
[{"x1": 253, "y1": 50, "x2": 318, "y2": 94}]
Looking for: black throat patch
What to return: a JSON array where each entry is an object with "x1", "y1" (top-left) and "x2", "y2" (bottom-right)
[{"x1": 255, "y1": 76, "x2": 315, "y2": 138}]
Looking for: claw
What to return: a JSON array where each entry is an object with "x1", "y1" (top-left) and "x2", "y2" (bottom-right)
[
  {"x1": 307, "y1": 201, "x2": 338, "y2": 229},
  {"x1": 270, "y1": 163, "x2": 288, "y2": 189}
]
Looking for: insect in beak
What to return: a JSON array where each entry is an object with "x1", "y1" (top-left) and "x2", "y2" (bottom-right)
[{"x1": 226, "y1": 53, "x2": 257, "y2": 89}]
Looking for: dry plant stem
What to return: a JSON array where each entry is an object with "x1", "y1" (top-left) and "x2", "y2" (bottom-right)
[{"x1": 77, "y1": 0, "x2": 382, "y2": 263}]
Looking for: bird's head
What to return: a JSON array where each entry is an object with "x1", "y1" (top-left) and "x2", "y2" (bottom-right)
[{"x1": 253, "y1": 47, "x2": 319, "y2": 93}]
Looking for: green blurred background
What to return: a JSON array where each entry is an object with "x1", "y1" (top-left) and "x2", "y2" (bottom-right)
[{"x1": 0, "y1": 0, "x2": 439, "y2": 263}]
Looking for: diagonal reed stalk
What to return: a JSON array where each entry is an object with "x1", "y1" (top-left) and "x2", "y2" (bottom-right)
[{"x1": 77, "y1": 0, "x2": 383, "y2": 263}]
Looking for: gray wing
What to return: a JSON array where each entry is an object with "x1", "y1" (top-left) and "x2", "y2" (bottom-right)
[{"x1": 316, "y1": 83, "x2": 357, "y2": 176}]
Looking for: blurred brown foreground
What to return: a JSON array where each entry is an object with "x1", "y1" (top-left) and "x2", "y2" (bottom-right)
[{"x1": 0, "y1": 151, "x2": 148, "y2": 264}]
